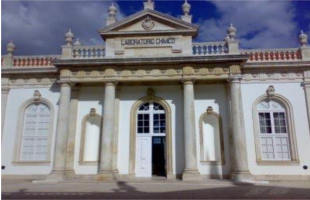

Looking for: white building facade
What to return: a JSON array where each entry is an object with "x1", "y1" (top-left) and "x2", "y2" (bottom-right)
[{"x1": 2, "y1": 1, "x2": 310, "y2": 182}]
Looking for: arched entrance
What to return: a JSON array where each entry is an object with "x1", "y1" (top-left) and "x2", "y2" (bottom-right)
[{"x1": 129, "y1": 93, "x2": 173, "y2": 178}]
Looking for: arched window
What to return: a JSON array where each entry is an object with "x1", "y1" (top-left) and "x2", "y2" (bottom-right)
[
  {"x1": 20, "y1": 103, "x2": 51, "y2": 161},
  {"x1": 79, "y1": 108, "x2": 102, "y2": 164},
  {"x1": 253, "y1": 93, "x2": 299, "y2": 165},
  {"x1": 137, "y1": 102, "x2": 165, "y2": 135},
  {"x1": 257, "y1": 100, "x2": 291, "y2": 160}
]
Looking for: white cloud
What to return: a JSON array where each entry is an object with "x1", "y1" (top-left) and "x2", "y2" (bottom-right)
[
  {"x1": 197, "y1": 0, "x2": 300, "y2": 49},
  {"x1": 1, "y1": 1, "x2": 124, "y2": 55}
]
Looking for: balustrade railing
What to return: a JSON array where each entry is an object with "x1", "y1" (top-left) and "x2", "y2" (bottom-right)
[
  {"x1": 73, "y1": 46, "x2": 105, "y2": 59},
  {"x1": 12, "y1": 55, "x2": 60, "y2": 67},
  {"x1": 192, "y1": 42, "x2": 228, "y2": 56},
  {"x1": 241, "y1": 48, "x2": 301, "y2": 62}
]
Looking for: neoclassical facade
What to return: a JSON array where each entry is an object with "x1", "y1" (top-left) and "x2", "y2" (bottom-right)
[{"x1": 2, "y1": 0, "x2": 310, "y2": 182}]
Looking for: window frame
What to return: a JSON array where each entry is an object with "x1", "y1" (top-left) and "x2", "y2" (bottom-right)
[
  {"x1": 257, "y1": 101, "x2": 290, "y2": 160},
  {"x1": 252, "y1": 94, "x2": 299, "y2": 166},
  {"x1": 13, "y1": 97, "x2": 54, "y2": 166},
  {"x1": 136, "y1": 102, "x2": 166, "y2": 136}
]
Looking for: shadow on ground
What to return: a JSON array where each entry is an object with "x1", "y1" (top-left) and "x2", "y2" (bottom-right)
[{"x1": 2, "y1": 181, "x2": 310, "y2": 199}]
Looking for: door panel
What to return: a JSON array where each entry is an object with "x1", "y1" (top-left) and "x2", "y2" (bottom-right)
[{"x1": 135, "y1": 137, "x2": 152, "y2": 177}]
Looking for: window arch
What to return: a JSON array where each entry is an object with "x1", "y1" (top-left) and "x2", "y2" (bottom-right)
[
  {"x1": 253, "y1": 94, "x2": 299, "y2": 165},
  {"x1": 13, "y1": 91, "x2": 54, "y2": 165},
  {"x1": 79, "y1": 108, "x2": 102, "y2": 165}
]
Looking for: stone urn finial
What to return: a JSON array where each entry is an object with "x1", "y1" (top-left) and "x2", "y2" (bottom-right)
[
  {"x1": 299, "y1": 30, "x2": 308, "y2": 47},
  {"x1": 74, "y1": 38, "x2": 82, "y2": 46},
  {"x1": 224, "y1": 34, "x2": 230, "y2": 42},
  {"x1": 7, "y1": 40, "x2": 16, "y2": 56},
  {"x1": 33, "y1": 90, "x2": 42, "y2": 103},
  {"x1": 108, "y1": 3, "x2": 117, "y2": 19},
  {"x1": 182, "y1": 0, "x2": 191, "y2": 16},
  {"x1": 227, "y1": 23, "x2": 237, "y2": 40},
  {"x1": 90, "y1": 108, "x2": 97, "y2": 116},
  {"x1": 206, "y1": 106, "x2": 213, "y2": 115},
  {"x1": 266, "y1": 85, "x2": 275, "y2": 98},
  {"x1": 65, "y1": 29, "x2": 74, "y2": 45}
]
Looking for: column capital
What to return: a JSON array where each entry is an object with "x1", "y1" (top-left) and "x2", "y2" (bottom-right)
[
  {"x1": 104, "y1": 80, "x2": 118, "y2": 86},
  {"x1": 228, "y1": 75, "x2": 243, "y2": 83},
  {"x1": 1, "y1": 87, "x2": 10, "y2": 94},
  {"x1": 58, "y1": 81, "x2": 75, "y2": 87},
  {"x1": 181, "y1": 78, "x2": 196, "y2": 85}
]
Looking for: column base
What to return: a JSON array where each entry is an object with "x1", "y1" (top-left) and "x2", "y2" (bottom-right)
[
  {"x1": 48, "y1": 170, "x2": 66, "y2": 181},
  {"x1": 96, "y1": 170, "x2": 119, "y2": 181},
  {"x1": 64, "y1": 170, "x2": 76, "y2": 180},
  {"x1": 231, "y1": 171, "x2": 253, "y2": 183},
  {"x1": 182, "y1": 169, "x2": 201, "y2": 181}
]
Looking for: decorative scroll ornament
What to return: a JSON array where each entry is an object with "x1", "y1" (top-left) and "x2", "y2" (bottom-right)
[
  {"x1": 266, "y1": 85, "x2": 275, "y2": 98},
  {"x1": 33, "y1": 90, "x2": 42, "y2": 104},
  {"x1": 142, "y1": 16, "x2": 155, "y2": 31},
  {"x1": 90, "y1": 108, "x2": 96, "y2": 116},
  {"x1": 206, "y1": 106, "x2": 213, "y2": 115},
  {"x1": 146, "y1": 88, "x2": 155, "y2": 101}
]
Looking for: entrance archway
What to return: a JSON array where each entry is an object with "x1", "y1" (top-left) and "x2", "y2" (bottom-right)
[{"x1": 129, "y1": 94, "x2": 173, "y2": 178}]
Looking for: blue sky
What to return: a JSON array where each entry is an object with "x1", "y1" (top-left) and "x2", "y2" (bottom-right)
[{"x1": 1, "y1": 0, "x2": 310, "y2": 55}]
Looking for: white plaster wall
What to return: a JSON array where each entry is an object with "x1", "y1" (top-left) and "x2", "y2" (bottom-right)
[
  {"x1": 1, "y1": 87, "x2": 60, "y2": 175},
  {"x1": 241, "y1": 82, "x2": 310, "y2": 176},
  {"x1": 194, "y1": 85, "x2": 231, "y2": 176},
  {"x1": 117, "y1": 85, "x2": 184, "y2": 175},
  {"x1": 74, "y1": 87, "x2": 104, "y2": 174}
]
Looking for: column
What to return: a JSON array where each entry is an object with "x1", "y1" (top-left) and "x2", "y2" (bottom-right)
[
  {"x1": 65, "y1": 86, "x2": 80, "y2": 179},
  {"x1": 182, "y1": 79, "x2": 200, "y2": 181},
  {"x1": 98, "y1": 81, "x2": 117, "y2": 180},
  {"x1": 229, "y1": 76, "x2": 252, "y2": 182},
  {"x1": 112, "y1": 87, "x2": 120, "y2": 174},
  {"x1": 1, "y1": 86, "x2": 10, "y2": 140},
  {"x1": 304, "y1": 82, "x2": 310, "y2": 130},
  {"x1": 50, "y1": 83, "x2": 72, "y2": 180}
]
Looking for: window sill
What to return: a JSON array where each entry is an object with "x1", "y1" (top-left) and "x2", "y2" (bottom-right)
[
  {"x1": 12, "y1": 161, "x2": 51, "y2": 166},
  {"x1": 78, "y1": 161, "x2": 99, "y2": 166},
  {"x1": 256, "y1": 160, "x2": 300, "y2": 166}
]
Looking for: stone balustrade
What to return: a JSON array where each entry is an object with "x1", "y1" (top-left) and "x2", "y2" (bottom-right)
[
  {"x1": 12, "y1": 55, "x2": 60, "y2": 67},
  {"x1": 192, "y1": 42, "x2": 228, "y2": 56},
  {"x1": 241, "y1": 48, "x2": 301, "y2": 62},
  {"x1": 73, "y1": 46, "x2": 105, "y2": 59}
]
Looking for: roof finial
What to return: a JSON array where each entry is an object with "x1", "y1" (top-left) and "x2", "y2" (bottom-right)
[
  {"x1": 108, "y1": 3, "x2": 117, "y2": 19},
  {"x1": 299, "y1": 30, "x2": 308, "y2": 47},
  {"x1": 7, "y1": 40, "x2": 16, "y2": 55},
  {"x1": 144, "y1": 0, "x2": 154, "y2": 10},
  {"x1": 65, "y1": 29, "x2": 74, "y2": 45},
  {"x1": 74, "y1": 38, "x2": 82, "y2": 46},
  {"x1": 182, "y1": 0, "x2": 191, "y2": 16},
  {"x1": 227, "y1": 23, "x2": 237, "y2": 40}
]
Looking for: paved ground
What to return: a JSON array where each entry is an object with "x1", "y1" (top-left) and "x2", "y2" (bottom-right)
[{"x1": 2, "y1": 179, "x2": 310, "y2": 199}]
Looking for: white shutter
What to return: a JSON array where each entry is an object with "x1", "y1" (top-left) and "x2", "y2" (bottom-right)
[{"x1": 20, "y1": 103, "x2": 50, "y2": 161}]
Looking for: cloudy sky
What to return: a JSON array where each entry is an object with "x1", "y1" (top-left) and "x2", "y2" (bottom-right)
[{"x1": 1, "y1": 0, "x2": 310, "y2": 55}]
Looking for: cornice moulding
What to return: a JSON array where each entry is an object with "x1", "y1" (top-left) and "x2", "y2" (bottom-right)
[{"x1": 53, "y1": 55, "x2": 248, "y2": 67}]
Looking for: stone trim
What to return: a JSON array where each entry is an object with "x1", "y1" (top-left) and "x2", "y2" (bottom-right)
[
  {"x1": 129, "y1": 95, "x2": 173, "y2": 178},
  {"x1": 199, "y1": 107, "x2": 226, "y2": 165},
  {"x1": 256, "y1": 160, "x2": 300, "y2": 166},
  {"x1": 79, "y1": 109, "x2": 103, "y2": 165},
  {"x1": 12, "y1": 95, "x2": 55, "y2": 165},
  {"x1": 252, "y1": 93, "x2": 300, "y2": 165}
]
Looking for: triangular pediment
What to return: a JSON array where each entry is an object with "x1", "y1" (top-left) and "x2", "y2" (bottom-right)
[{"x1": 98, "y1": 9, "x2": 199, "y2": 39}]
